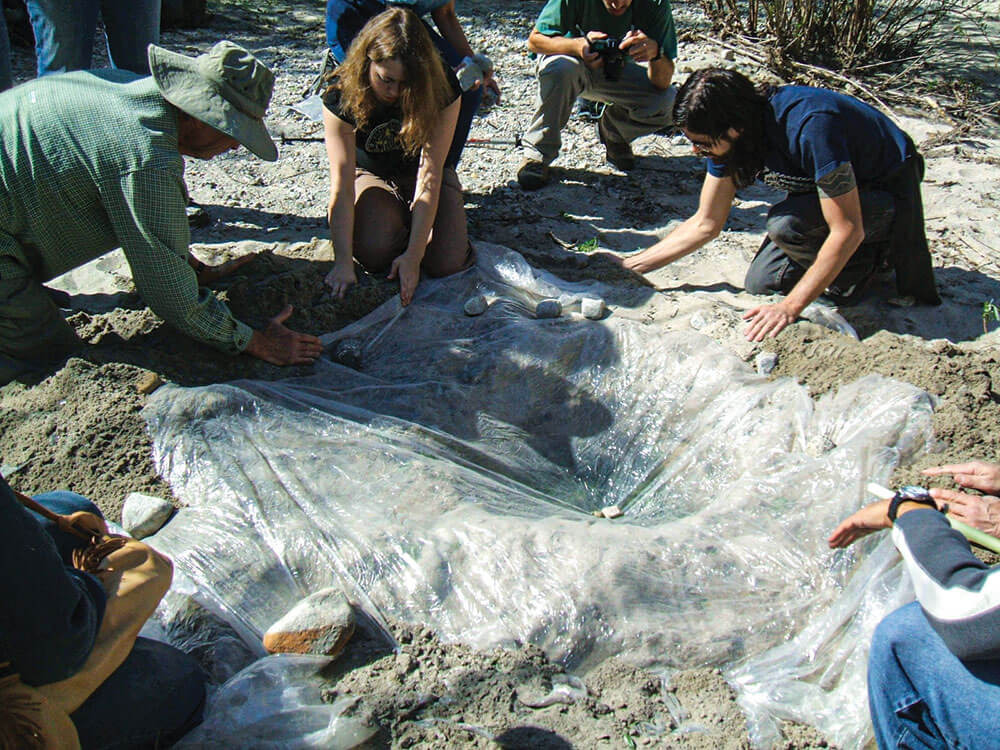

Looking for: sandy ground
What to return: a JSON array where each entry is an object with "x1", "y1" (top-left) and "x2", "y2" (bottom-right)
[{"x1": 1, "y1": 0, "x2": 999, "y2": 746}]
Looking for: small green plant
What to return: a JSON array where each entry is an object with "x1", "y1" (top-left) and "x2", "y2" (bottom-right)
[
  {"x1": 983, "y1": 299, "x2": 1000, "y2": 334},
  {"x1": 577, "y1": 237, "x2": 600, "y2": 253}
]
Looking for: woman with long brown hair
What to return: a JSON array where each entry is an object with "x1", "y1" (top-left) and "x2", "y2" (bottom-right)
[{"x1": 323, "y1": 8, "x2": 472, "y2": 306}]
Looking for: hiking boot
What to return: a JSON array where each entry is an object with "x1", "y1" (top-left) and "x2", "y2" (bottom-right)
[
  {"x1": 597, "y1": 118, "x2": 634, "y2": 171},
  {"x1": 517, "y1": 159, "x2": 550, "y2": 190}
]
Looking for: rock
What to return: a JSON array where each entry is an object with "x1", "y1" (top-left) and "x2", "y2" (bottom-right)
[
  {"x1": 689, "y1": 312, "x2": 708, "y2": 330},
  {"x1": 581, "y1": 297, "x2": 606, "y2": 320},
  {"x1": 333, "y1": 338, "x2": 363, "y2": 369},
  {"x1": 263, "y1": 588, "x2": 356, "y2": 658},
  {"x1": 600, "y1": 505, "x2": 623, "y2": 519},
  {"x1": 755, "y1": 352, "x2": 779, "y2": 376},
  {"x1": 137, "y1": 372, "x2": 163, "y2": 395},
  {"x1": 464, "y1": 294, "x2": 488, "y2": 316},
  {"x1": 535, "y1": 299, "x2": 562, "y2": 318},
  {"x1": 121, "y1": 493, "x2": 174, "y2": 539}
]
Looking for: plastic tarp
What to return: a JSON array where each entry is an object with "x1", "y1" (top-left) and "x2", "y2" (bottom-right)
[{"x1": 144, "y1": 244, "x2": 935, "y2": 748}]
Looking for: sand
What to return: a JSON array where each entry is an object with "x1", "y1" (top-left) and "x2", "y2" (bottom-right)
[{"x1": 1, "y1": 0, "x2": 998, "y2": 746}]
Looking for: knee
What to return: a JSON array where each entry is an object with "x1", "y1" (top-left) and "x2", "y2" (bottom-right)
[
  {"x1": 422, "y1": 243, "x2": 473, "y2": 278},
  {"x1": 538, "y1": 55, "x2": 581, "y2": 86},
  {"x1": 766, "y1": 211, "x2": 809, "y2": 252},
  {"x1": 32, "y1": 491, "x2": 103, "y2": 519},
  {"x1": 869, "y1": 603, "x2": 923, "y2": 682},
  {"x1": 744, "y1": 259, "x2": 784, "y2": 295}
]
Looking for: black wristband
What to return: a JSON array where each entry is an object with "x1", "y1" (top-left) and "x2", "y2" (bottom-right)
[
  {"x1": 888, "y1": 487, "x2": 939, "y2": 523},
  {"x1": 651, "y1": 45, "x2": 663, "y2": 61}
]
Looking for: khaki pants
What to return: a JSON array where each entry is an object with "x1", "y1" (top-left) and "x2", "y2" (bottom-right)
[
  {"x1": 522, "y1": 54, "x2": 676, "y2": 164},
  {"x1": 0, "y1": 272, "x2": 82, "y2": 385},
  {"x1": 352, "y1": 166, "x2": 473, "y2": 277}
]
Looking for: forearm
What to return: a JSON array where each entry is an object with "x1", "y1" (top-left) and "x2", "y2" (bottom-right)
[
  {"x1": 893, "y1": 510, "x2": 1000, "y2": 660},
  {"x1": 327, "y1": 182, "x2": 355, "y2": 266},
  {"x1": 406, "y1": 170, "x2": 443, "y2": 261},
  {"x1": 528, "y1": 30, "x2": 583, "y2": 58},
  {"x1": 624, "y1": 215, "x2": 717, "y2": 274},
  {"x1": 37, "y1": 542, "x2": 173, "y2": 714},
  {"x1": 781, "y1": 229, "x2": 862, "y2": 315},
  {"x1": 647, "y1": 56, "x2": 674, "y2": 90},
  {"x1": 432, "y1": 4, "x2": 475, "y2": 59}
]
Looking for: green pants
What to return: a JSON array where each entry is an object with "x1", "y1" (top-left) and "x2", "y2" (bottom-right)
[{"x1": 0, "y1": 274, "x2": 81, "y2": 385}]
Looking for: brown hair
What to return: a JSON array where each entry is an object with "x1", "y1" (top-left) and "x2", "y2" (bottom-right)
[{"x1": 330, "y1": 8, "x2": 452, "y2": 157}]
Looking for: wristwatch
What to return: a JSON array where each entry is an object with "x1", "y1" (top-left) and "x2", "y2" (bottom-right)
[{"x1": 888, "y1": 486, "x2": 940, "y2": 522}]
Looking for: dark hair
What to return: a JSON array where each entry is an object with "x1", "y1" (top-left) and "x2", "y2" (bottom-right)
[{"x1": 673, "y1": 68, "x2": 770, "y2": 188}]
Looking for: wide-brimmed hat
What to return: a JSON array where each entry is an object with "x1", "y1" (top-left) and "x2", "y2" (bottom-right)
[{"x1": 148, "y1": 41, "x2": 278, "y2": 161}]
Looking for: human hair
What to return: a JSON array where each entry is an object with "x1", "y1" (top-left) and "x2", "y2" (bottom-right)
[
  {"x1": 329, "y1": 8, "x2": 452, "y2": 157},
  {"x1": 673, "y1": 68, "x2": 770, "y2": 189}
]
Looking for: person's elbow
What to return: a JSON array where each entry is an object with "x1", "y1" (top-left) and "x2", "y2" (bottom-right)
[
  {"x1": 695, "y1": 213, "x2": 725, "y2": 242},
  {"x1": 527, "y1": 29, "x2": 546, "y2": 54}
]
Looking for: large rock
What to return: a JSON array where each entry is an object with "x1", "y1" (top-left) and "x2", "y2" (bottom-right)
[
  {"x1": 263, "y1": 589, "x2": 356, "y2": 658},
  {"x1": 121, "y1": 492, "x2": 174, "y2": 539}
]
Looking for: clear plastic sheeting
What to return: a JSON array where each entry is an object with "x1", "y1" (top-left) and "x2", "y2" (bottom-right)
[
  {"x1": 174, "y1": 654, "x2": 377, "y2": 749},
  {"x1": 144, "y1": 244, "x2": 935, "y2": 748}
]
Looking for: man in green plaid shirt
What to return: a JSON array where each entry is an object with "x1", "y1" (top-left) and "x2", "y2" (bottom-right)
[{"x1": 0, "y1": 41, "x2": 323, "y2": 384}]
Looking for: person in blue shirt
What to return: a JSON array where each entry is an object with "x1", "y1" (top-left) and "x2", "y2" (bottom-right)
[
  {"x1": 614, "y1": 68, "x2": 940, "y2": 342},
  {"x1": 829, "y1": 460, "x2": 1000, "y2": 749}
]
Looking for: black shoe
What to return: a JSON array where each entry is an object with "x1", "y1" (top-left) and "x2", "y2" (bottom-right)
[
  {"x1": 517, "y1": 159, "x2": 550, "y2": 190},
  {"x1": 597, "y1": 118, "x2": 634, "y2": 171}
]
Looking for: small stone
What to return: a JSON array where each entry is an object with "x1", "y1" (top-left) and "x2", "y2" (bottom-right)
[
  {"x1": 535, "y1": 299, "x2": 562, "y2": 318},
  {"x1": 263, "y1": 588, "x2": 355, "y2": 659},
  {"x1": 755, "y1": 351, "x2": 779, "y2": 375},
  {"x1": 333, "y1": 338, "x2": 363, "y2": 369},
  {"x1": 137, "y1": 372, "x2": 163, "y2": 395},
  {"x1": 463, "y1": 294, "x2": 488, "y2": 316},
  {"x1": 600, "y1": 505, "x2": 623, "y2": 519},
  {"x1": 121, "y1": 492, "x2": 174, "y2": 539},
  {"x1": 581, "y1": 297, "x2": 606, "y2": 320},
  {"x1": 690, "y1": 312, "x2": 708, "y2": 330}
]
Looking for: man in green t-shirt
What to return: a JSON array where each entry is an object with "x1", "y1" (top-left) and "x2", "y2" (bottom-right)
[{"x1": 517, "y1": 0, "x2": 677, "y2": 190}]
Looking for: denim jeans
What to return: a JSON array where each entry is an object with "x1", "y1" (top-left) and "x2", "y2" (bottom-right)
[
  {"x1": 3, "y1": 483, "x2": 206, "y2": 748},
  {"x1": 744, "y1": 188, "x2": 895, "y2": 302},
  {"x1": 868, "y1": 602, "x2": 1000, "y2": 749},
  {"x1": 25, "y1": 0, "x2": 160, "y2": 77}
]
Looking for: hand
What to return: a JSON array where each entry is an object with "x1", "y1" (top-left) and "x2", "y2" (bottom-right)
[
  {"x1": 61, "y1": 511, "x2": 109, "y2": 540},
  {"x1": 482, "y1": 70, "x2": 501, "y2": 101},
  {"x1": 923, "y1": 461, "x2": 1000, "y2": 495},
  {"x1": 828, "y1": 499, "x2": 891, "y2": 548},
  {"x1": 245, "y1": 305, "x2": 324, "y2": 366},
  {"x1": 388, "y1": 252, "x2": 422, "y2": 306},
  {"x1": 194, "y1": 254, "x2": 255, "y2": 285},
  {"x1": 325, "y1": 261, "x2": 357, "y2": 300},
  {"x1": 743, "y1": 302, "x2": 797, "y2": 341},
  {"x1": 930, "y1": 488, "x2": 1000, "y2": 539},
  {"x1": 578, "y1": 33, "x2": 603, "y2": 65},
  {"x1": 619, "y1": 29, "x2": 659, "y2": 63}
]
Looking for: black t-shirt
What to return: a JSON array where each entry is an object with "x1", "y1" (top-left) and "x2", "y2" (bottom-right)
[{"x1": 323, "y1": 65, "x2": 462, "y2": 177}]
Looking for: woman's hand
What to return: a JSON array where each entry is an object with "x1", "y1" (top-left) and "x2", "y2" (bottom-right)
[
  {"x1": 325, "y1": 260, "x2": 357, "y2": 300},
  {"x1": 388, "y1": 252, "x2": 422, "y2": 305}
]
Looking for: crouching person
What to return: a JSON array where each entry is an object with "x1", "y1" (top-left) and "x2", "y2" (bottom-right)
[
  {"x1": 0, "y1": 476, "x2": 205, "y2": 749},
  {"x1": 828, "y1": 461, "x2": 1000, "y2": 748}
]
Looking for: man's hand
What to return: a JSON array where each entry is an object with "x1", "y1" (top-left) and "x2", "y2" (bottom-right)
[
  {"x1": 325, "y1": 260, "x2": 358, "y2": 300},
  {"x1": 743, "y1": 302, "x2": 797, "y2": 341},
  {"x1": 194, "y1": 254, "x2": 255, "y2": 286},
  {"x1": 929, "y1": 488, "x2": 1000, "y2": 539},
  {"x1": 578, "y1": 32, "x2": 603, "y2": 66},
  {"x1": 619, "y1": 29, "x2": 659, "y2": 63},
  {"x1": 388, "y1": 251, "x2": 422, "y2": 306},
  {"x1": 924, "y1": 461, "x2": 1000, "y2": 495},
  {"x1": 828, "y1": 499, "x2": 891, "y2": 548},
  {"x1": 245, "y1": 305, "x2": 323, "y2": 366}
]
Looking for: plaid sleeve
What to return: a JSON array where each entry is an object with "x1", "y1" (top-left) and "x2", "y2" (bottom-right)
[{"x1": 99, "y1": 168, "x2": 253, "y2": 354}]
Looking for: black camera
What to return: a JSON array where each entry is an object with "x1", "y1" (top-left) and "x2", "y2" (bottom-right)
[{"x1": 589, "y1": 37, "x2": 624, "y2": 81}]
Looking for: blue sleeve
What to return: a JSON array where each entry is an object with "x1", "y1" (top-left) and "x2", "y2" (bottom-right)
[
  {"x1": 892, "y1": 509, "x2": 1000, "y2": 661},
  {"x1": 0, "y1": 479, "x2": 105, "y2": 685},
  {"x1": 795, "y1": 114, "x2": 853, "y2": 184},
  {"x1": 706, "y1": 157, "x2": 726, "y2": 178}
]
